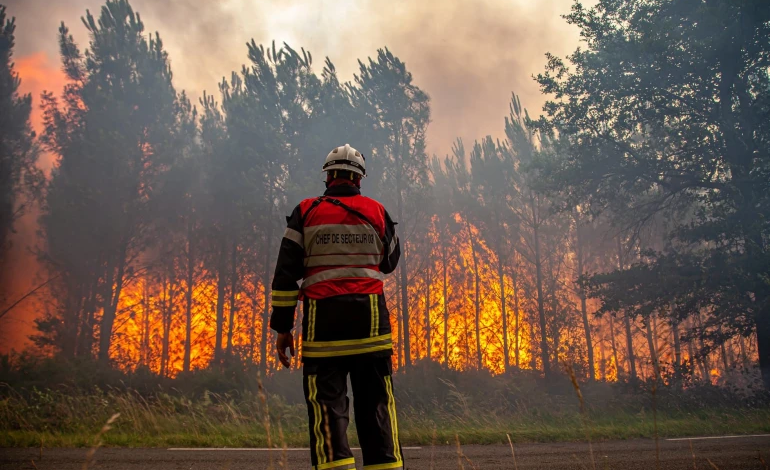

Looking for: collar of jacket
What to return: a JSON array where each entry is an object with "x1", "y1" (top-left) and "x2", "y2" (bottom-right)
[{"x1": 324, "y1": 185, "x2": 361, "y2": 197}]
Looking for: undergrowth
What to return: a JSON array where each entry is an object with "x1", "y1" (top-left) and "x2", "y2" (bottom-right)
[{"x1": 1, "y1": 354, "x2": 768, "y2": 448}]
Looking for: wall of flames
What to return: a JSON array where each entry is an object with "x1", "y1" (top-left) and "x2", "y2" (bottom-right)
[{"x1": 102, "y1": 212, "x2": 755, "y2": 382}]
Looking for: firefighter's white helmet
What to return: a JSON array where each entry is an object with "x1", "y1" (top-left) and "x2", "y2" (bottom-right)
[{"x1": 322, "y1": 144, "x2": 366, "y2": 178}]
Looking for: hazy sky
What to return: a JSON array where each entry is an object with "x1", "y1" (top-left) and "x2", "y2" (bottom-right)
[
  {"x1": 2, "y1": 0, "x2": 588, "y2": 350},
  {"x1": 9, "y1": 0, "x2": 587, "y2": 157}
]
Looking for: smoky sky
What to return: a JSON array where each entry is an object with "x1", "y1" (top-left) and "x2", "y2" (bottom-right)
[
  {"x1": 8, "y1": 0, "x2": 587, "y2": 157},
  {"x1": 2, "y1": 0, "x2": 588, "y2": 351}
]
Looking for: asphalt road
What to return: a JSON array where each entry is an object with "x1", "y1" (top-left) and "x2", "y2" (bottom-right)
[{"x1": 1, "y1": 436, "x2": 769, "y2": 469}]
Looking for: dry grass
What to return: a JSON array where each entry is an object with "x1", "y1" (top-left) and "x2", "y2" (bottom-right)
[{"x1": 2, "y1": 381, "x2": 770, "y2": 448}]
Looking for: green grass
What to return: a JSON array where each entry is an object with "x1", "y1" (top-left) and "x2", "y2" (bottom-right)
[{"x1": 3, "y1": 401, "x2": 769, "y2": 448}]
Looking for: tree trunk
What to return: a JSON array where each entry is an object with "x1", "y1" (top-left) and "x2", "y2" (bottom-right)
[
  {"x1": 466, "y1": 220, "x2": 482, "y2": 371},
  {"x1": 396, "y1": 133, "x2": 410, "y2": 369},
  {"x1": 395, "y1": 272, "x2": 403, "y2": 368},
  {"x1": 532, "y1": 214, "x2": 550, "y2": 378},
  {"x1": 183, "y1": 219, "x2": 194, "y2": 373},
  {"x1": 214, "y1": 236, "x2": 227, "y2": 364},
  {"x1": 720, "y1": 338, "x2": 730, "y2": 376},
  {"x1": 425, "y1": 262, "x2": 431, "y2": 361},
  {"x1": 598, "y1": 332, "x2": 607, "y2": 380},
  {"x1": 575, "y1": 217, "x2": 595, "y2": 380},
  {"x1": 624, "y1": 316, "x2": 637, "y2": 381},
  {"x1": 161, "y1": 274, "x2": 172, "y2": 378},
  {"x1": 512, "y1": 253, "x2": 521, "y2": 369},
  {"x1": 695, "y1": 311, "x2": 710, "y2": 379},
  {"x1": 442, "y1": 243, "x2": 449, "y2": 365},
  {"x1": 249, "y1": 287, "x2": 258, "y2": 360},
  {"x1": 77, "y1": 272, "x2": 100, "y2": 357},
  {"x1": 98, "y1": 240, "x2": 128, "y2": 363},
  {"x1": 645, "y1": 317, "x2": 659, "y2": 381},
  {"x1": 399, "y1": 245, "x2": 410, "y2": 368},
  {"x1": 686, "y1": 318, "x2": 699, "y2": 380},
  {"x1": 616, "y1": 236, "x2": 636, "y2": 382},
  {"x1": 672, "y1": 319, "x2": 682, "y2": 370},
  {"x1": 498, "y1": 249, "x2": 509, "y2": 372},
  {"x1": 756, "y1": 304, "x2": 770, "y2": 389},
  {"x1": 226, "y1": 240, "x2": 238, "y2": 357},
  {"x1": 738, "y1": 335, "x2": 749, "y2": 368},
  {"x1": 142, "y1": 280, "x2": 150, "y2": 367},
  {"x1": 609, "y1": 315, "x2": 620, "y2": 378},
  {"x1": 261, "y1": 220, "x2": 273, "y2": 376},
  {"x1": 549, "y1": 272, "x2": 560, "y2": 368}
]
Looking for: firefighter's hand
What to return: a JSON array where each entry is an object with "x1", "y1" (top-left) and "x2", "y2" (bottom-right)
[{"x1": 276, "y1": 332, "x2": 294, "y2": 369}]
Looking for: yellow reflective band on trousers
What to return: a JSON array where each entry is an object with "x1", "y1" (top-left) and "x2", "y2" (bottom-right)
[
  {"x1": 369, "y1": 294, "x2": 379, "y2": 337},
  {"x1": 363, "y1": 462, "x2": 404, "y2": 470},
  {"x1": 303, "y1": 333, "x2": 392, "y2": 358},
  {"x1": 272, "y1": 290, "x2": 299, "y2": 307},
  {"x1": 308, "y1": 375, "x2": 326, "y2": 465},
  {"x1": 308, "y1": 299, "x2": 317, "y2": 341},
  {"x1": 385, "y1": 375, "x2": 402, "y2": 463},
  {"x1": 316, "y1": 457, "x2": 356, "y2": 470}
]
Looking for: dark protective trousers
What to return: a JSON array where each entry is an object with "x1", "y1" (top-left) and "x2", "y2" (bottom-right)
[{"x1": 303, "y1": 355, "x2": 403, "y2": 470}]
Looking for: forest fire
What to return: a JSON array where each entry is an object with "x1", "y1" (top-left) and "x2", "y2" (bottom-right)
[
  {"x1": 98, "y1": 211, "x2": 750, "y2": 383},
  {"x1": 3, "y1": 0, "x2": 770, "y2": 466},
  {"x1": 2, "y1": 0, "x2": 763, "y2": 394}
]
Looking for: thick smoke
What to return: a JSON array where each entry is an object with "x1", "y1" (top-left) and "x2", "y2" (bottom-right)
[
  {"x1": 10, "y1": 0, "x2": 584, "y2": 156},
  {"x1": 2, "y1": 0, "x2": 585, "y2": 352}
]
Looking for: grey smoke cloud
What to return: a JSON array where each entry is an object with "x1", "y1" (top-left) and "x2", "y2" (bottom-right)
[
  {"x1": 2, "y1": 0, "x2": 590, "y2": 351},
  {"x1": 8, "y1": 0, "x2": 587, "y2": 157}
]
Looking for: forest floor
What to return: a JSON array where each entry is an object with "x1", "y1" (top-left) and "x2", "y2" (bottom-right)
[{"x1": 2, "y1": 408, "x2": 770, "y2": 447}]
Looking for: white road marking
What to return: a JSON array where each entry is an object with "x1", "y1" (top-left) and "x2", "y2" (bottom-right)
[
  {"x1": 666, "y1": 434, "x2": 770, "y2": 441},
  {"x1": 168, "y1": 447, "x2": 423, "y2": 451}
]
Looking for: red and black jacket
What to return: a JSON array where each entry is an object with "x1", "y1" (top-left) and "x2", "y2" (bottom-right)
[{"x1": 269, "y1": 184, "x2": 400, "y2": 359}]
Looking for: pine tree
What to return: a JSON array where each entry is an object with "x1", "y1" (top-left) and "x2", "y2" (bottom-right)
[{"x1": 0, "y1": 5, "x2": 41, "y2": 276}]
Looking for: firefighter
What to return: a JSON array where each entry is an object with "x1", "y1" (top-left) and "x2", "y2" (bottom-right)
[{"x1": 270, "y1": 144, "x2": 403, "y2": 470}]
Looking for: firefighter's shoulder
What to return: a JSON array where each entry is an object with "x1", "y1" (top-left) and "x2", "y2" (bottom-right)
[{"x1": 357, "y1": 195, "x2": 386, "y2": 211}]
